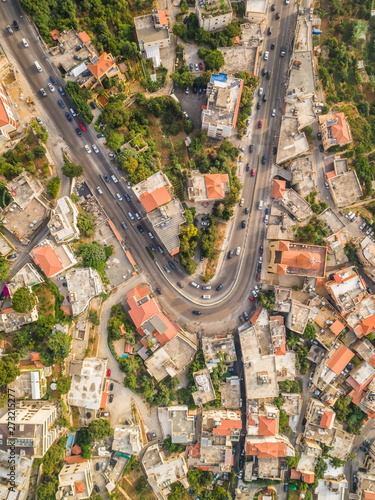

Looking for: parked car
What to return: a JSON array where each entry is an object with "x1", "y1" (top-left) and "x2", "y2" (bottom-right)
[
  {"x1": 319, "y1": 144, "x2": 324, "y2": 152},
  {"x1": 262, "y1": 155, "x2": 267, "y2": 164},
  {"x1": 49, "y1": 76, "x2": 57, "y2": 85},
  {"x1": 317, "y1": 132, "x2": 322, "y2": 140},
  {"x1": 192, "y1": 310, "x2": 201, "y2": 315},
  {"x1": 216, "y1": 284, "x2": 224, "y2": 291},
  {"x1": 79, "y1": 122, "x2": 86, "y2": 131},
  {"x1": 97, "y1": 186, "x2": 103, "y2": 195},
  {"x1": 258, "y1": 120, "x2": 263, "y2": 128},
  {"x1": 57, "y1": 99, "x2": 65, "y2": 108},
  {"x1": 13, "y1": 20, "x2": 20, "y2": 31},
  {"x1": 155, "y1": 287, "x2": 162, "y2": 295},
  {"x1": 92, "y1": 144, "x2": 99, "y2": 154},
  {"x1": 251, "y1": 168, "x2": 256, "y2": 176},
  {"x1": 75, "y1": 127, "x2": 82, "y2": 136},
  {"x1": 47, "y1": 83, "x2": 55, "y2": 92},
  {"x1": 84, "y1": 144, "x2": 91, "y2": 153},
  {"x1": 189, "y1": 63, "x2": 193, "y2": 71},
  {"x1": 6, "y1": 25, "x2": 13, "y2": 35},
  {"x1": 107, "y1": 369, "x2": 111, "y2": 377},
  {"x1": 109, "y1": 394, "x2": 114, "y2": 403},
  {"x1": 58, "y1": 86, "x2": 65, "y2": 95},
  {"x1": 40, "y1": 88, "x2": 47, "y2": 97},
  {"x1": 65, "y1": 112, "x2": 72, "y2": 121}
]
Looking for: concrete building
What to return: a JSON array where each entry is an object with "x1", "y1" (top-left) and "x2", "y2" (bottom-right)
[
  {"x1": 6, "y1": 263, "x2": 44, "y2": 298},
  {"x1": 324, "y1": 266, "x2": 367, "y2": 316},
  {"x1": 87, "y1": 52, "x2": 120, "y2": 87},
  {"x1": 304, "y1": 399, "x2": 336, "y2": 447},
  {"x1": 319, "y1": 112, "x2": 353, "y2": 151},
  {"x1": 0, "y1": 306, "x2": 38, "y2": 333},
  {"x1": 313, "y1": 343, "x2": 354, "y2": 393},
  {"x1": 192, "y1": 369, "x2": 216, "y2": 405},
  {"x1": 289, "y1": 156, "x2": 316, "y2": 197},
  {"x1": 324, "y1": 156, "x2": 362, "y2": 208},
  {"x1": 48, "y1": 196, "x2": 79, "y2": 243},
  {"x1": 271, "y1": 180, "x2": 313, "y2": 221},
  {"x1": 202, "y1": 333, "x2": 237, "y2": 369},
  {"x1": 0, "y1": 401, "x2": 57, "y2": 457},
  {"x1": 201, "y1": 73, "x2": 243, "y2": 139},
  {"x1": 0, "y1": 81, "x2": 18, "y2": 145},
  {"x1": 8, "y1": 352, "x2": 51, "y2": 400},
  {"x1": 112, "y1": 424, "x2": 142, "y2": 456},
  {"x1": 187, "y1": 171, "x2": 230, "y2": 202},
  {"x1": 267, "y1": 240, "x2": 327, "y2": 278},
  {"x1": 67, "y1": 358, "x2": 108, "y2": 411},
  {"x1": 134, "y1": 12, "x2": 170, "y2": 55},
  {"x1": 147, "y1": 199, "x2": 185, "y2": 255},
  {"x1": 168, "y1": 406, "x2": 195, "y2": 444},
  {"x1": 346, "y1": 294, "x2": 375, "y2": 339},
  {"x1": 56, "y1": 460, "x2": 93, "y2": 500},
  {"x1": 276, "y1": 117, "x2": 310, "y2": 164},
  {"x1": 6, "y1": 172, "x2": 43, "y2": 210},
  {"x1": 195, "y1": 0, "x2": 233, "y2": 32},
  {"x1": 132, "y1": 171, "x2": 172, "y2": 213},
  {"x1": 0, "y1": 450, "x2": 32, "y2": 500},
  {"x1": 65, "y1": 268, "x2": 103, "y2": 316},
  {"x1": 245, "y1": 0, "x2": 268, "y2": 23},
  {"x1": 31, "y1": 239, "x2": 77, "y2": 278}
]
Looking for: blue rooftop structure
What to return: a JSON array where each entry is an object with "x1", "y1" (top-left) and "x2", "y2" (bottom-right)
[{"x1": 211, "y1": 73, "x2": 227, "y2": 83}]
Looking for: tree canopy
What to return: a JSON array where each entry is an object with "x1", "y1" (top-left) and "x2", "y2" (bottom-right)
[
  {"x1": 0, "y1": 353, "x2": 20, "y2": 385},
  {"x1": 61, "y1": 161, "x2": 83, "y2": 178},
  {"x1": 12, "y1": 287, "x2": 35, "y2": 313}
]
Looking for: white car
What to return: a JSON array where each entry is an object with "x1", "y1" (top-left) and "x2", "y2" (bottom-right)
[
  {"x1": 47, "y1": 83, "x2": 55, "y2": 92},
  {"x1": 36, "y1": 116, "x2": 43, "y2": 125},
  {"x1": 148, "y1": 232, "x2": 154, "y2": 239},
  {"x1": 84, "y1": 145, "x2": 91, "y2": 153},
  {"x1": 195, "y1": 63, "x2": 199, "y2": 71},
  {"x1": 271, "y1": 109, "x2": 276, "y2": 117},
  {"x1": 70, "y1": 108, "x2": 77, "y2": 117},
  {"x1": 135, "y1": 212, "x2": 141, "y2": 220},
  {"x1": 97, "y1": 186, "x2": 103, "y2": 195},
  {"x1": 236, "y1": 246, "x2": 241, "y2": 256},
  {"x1": 92, "y1": 144, "x2": 99, "y2": 154},
  {"x1": 116, "y1": 193, "x2": 123, "y2": 201},
  {"x1": 111, "y1": 175, "x2": 118, "y2": 183},
  {"x1": 264, "y1": 51, "x2": 269, "y2": 60},
  {"x1": 128, "y1": 212, "x2": 134, "y2": 220},
  {"x1": 22, "y1": 38, "x2": 29, "y2": 47}
]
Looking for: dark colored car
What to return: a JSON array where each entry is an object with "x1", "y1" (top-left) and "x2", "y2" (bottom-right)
[
  {"x1": 192, "y1": 310, "x2": 201, "y2": 315},
  {"x1": 245, "y1": 207, "x2": 249, "y2": 214},
  {"x1": 243, "y1": 311, "x2": 249, "y2": 322},
  {"x1": 97, "y1": 133, "x2": 106, "y2": 138},
  {"x1": 157, "y1": 246, "x2": 164, "y2": 254},
  {"x1": 49, "y1": 76, "x2": 57, "y2": 85},
  {"x1": 169, "y1": 261, "x2": 176, "y2": 270},
  {"x1": 256, "y1": 272, "x2": 261, "y2": 281},
  {"x1": 273, "y1": 146, "x2": 277, "y2": 155},
  {"x1": 124, "y1": 193, "x2": 131, "y2": 202},
  {"x1": 149, "y1": 244, "x2": 155, "y2": 252},
  {"x1": 262, "y1": 67, "x2": 267, "y2": 76},
  {"x1": 58, "y1": 86, "x2": 65, "y2": 95},
  {"x1": 216, "y1": 284, "x2": 224, "y2": 291},
  {"x1": 246, "y1": 163, "x2": 250, "y2": 171},
  {"x1": 155, "y1": 287, "x2": 162, "y2": 295},
  {"x1": 96, "y1": 463, "x2": 100, "y2": 471},
  {"x1": 257, "y1": 101, "x2": 261, "y2": 110},
  {"x1": 65, "y1": 112, "x2": 72, "y2": 122},
  {"x1": 267, "y1": 70, "x2": 271, "y2": 79},
  {"x1": 109, "y1": 394, "x2": 114, "y2": 403},
  {"x1": 289, "y1": 213, "x2": 297, "y2": 221},
  {"x1": 319, "y1": 144, "x2": 324, "y2": 152},
  {"x1": 94, "y1": 485, "x2": 100, "y2": 493},
  {"x1": 317, "y1": 132, "x2": 322, "y2": 140},
  {"x1": 76, "y1": 44, "x2": 84, "y2": 51},
  {"x1": 13, "y1": 20, "x2": 20, "y2": 31},
  {"x1": 109, "y1": 383, "x2": 114, "y2": 391},
  {"x1": 57, "y1": 99, "x2": 65, "y2": 108},
  {"x1": 262, "y1": 155, "x2": 267, "y2": 164},
  {"x1": 90, "y1": 101, "x2": 97, "y2": 109},
  {"x1": 257, "y1": 263, "x2": 262, "y2": 273},
  {"x1": 189, "y1": 63, "x2": 193, "y2": 71},
  {"x1": 183, "y1": 16, "x2": 188, "y2": 24},
  {"x1": 250, "y1": 144, "x2": 254, "y2": 152},
  {"x1": 276, "y1": 11, "x2": 281, "y2": 19},
  {"x1": 259, "y1": 246, "x2": 263, "y2": 254},
  {"x1": 104, "y1": 175, "x2": 111, "y2": 183},
  {"x1": 137, "y1": 225, "x2": 144, "y2": 234},
  {"x1": 242, "y1": 220, "x2": 246, "y2": 228},
  {"x1": 263, "y1": 93, "x2": 267, "y2": 101},
  {"x1": 267, "y1": 27, "x2": 272, "y2": 35},
  {"x1": 177, "y1": 281, "x2": 184, "y2": 289},
  {"x1": 193, "y1": 85, "x2": 197, "y2": 94},
  {"x1": 73, "y1": 55, "x2": 82, "y2": 61},
  {"x1": 271, "y1": 43, "x2": 275, "y2": 50},
  {"x1": 228, "y1": 250, "x2": 233, "y2": 259},
  {"x1": 271, "y1": 3, "x2": 276, "y2": 10},
  {"x1": 75, "y1": 127, "x2": 82, "y2": 136}
]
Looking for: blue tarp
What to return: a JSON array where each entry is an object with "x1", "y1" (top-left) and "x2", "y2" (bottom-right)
[{"x1": 211, "y1": 73, "x2": 227, "y2": 83}]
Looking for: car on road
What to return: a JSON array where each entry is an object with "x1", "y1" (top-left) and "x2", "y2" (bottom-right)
[
  {"x1": 135, "y1": 212, "x2": 141, "y2": 220},
  {"x1": 121, "y1": 222, "x2": 127, "y2": 229},
  {"x1": 266, "y1": 70, "x2": 271, "y2": 79},
  {"x1": 116, "y1": 193, "x2": 123, "y2": 201},
  {"x1": 280, "y1": 47, "x2": 286, "y2": 56},
  {"x1": 264, "y1": 51, "x2": 269, "y2": 60},
  {"x1": 109, "y1": 383, "x2": 114, "y2": 391},
  {"x1": 245, "y1": 207, "x2": 249, "y2": 214},
  {"x1": 271, "y1": 43, "x2": 275, "y2": 50},
  {"x1": 157, "y1": 246, "x2": 164, "y2": 254},
  {"x1": 57, "y1": 99, "x2": 65, "y2": 108},
  {"x1": 111, "y1": 175, "x2": 118, "y2": 183},
  {"x1": 149, "y1": 244, "x2": 155, "y2": 252},
  {"x1": 6, "y1": 25, "x2": 13, "y2": 35},
  {"x1": 104, "y1": 175, "x2": 110, "y2": 183},
  {"x1": 251, "y1": 168, "x2": 256, "y2": 176},
  {"x1": 192, "y1": 310, "x2": 201, "y2": 315},
  {"x1": 273, "y1": 146, "x2": 277, "y2": 155},
  {"x1": 242, "y1": 220, "x2": 246, "y2": 228},
  {"x1": 128, "y1": 212, "x2": 134, "y2": 220},
  {"x1": 109, "y1": 394, "x2": 114, "y2": 403},
  {"x1": 193, "y1": 85, "x2": 197, "y2": 94},
  {"x1": 276, "y1": 11, "x2": 280, "y2": 18},
  {"x1": 317, "y1": 132, "x2": 322, "y2": 140},
  {"x1": 97, "y1": 133, "x2": 105, "y2": 138},
  {"x1": 107, "y1": 369, "x2": 111, "y2": 377},
  {"x1": 13, "y1": 20, "x2": 20, "y2": 31},
  {"x1": 96, "y1": 463, "x2": 100, "y2": 471},
  {"x1": 148, "y1": 231, "x2": 154, "y2": 239},
  {"x1": 267, "y1": 26, "x2": 272, "y2": 35},
  {"x1": 40, "y1": 88, "x2": 47, "y2": 97},
  {"x1": 246, "y1": 163, "x2": 250, "y2": 171},
  {"x1": 189, "y1": 63, "x2": 193, "y2": 71},
  {"x1": 258, "y1": 87, "x2": 263, "y2": 96},
  {"x1": 65, "y1": 112, "x2": 72, "y2": 121},
  {"x1": 84, "y1": 144, "x2": 91, "y2": 153},
  {"x1": 169, "y1": 261, "x2": 176, "y2": 270},
  {"x1": 216, "y1": 284, "x2": 224, "y2": 291},
  {"x1": 271, "y1": 2, "x2": 276, "y2": 9},
  {"x1": 228, "y1": 250, "x2": 233, "y2": 259},
  {"x1": 177, "y1": 282, "x2": 184, "y2": 288},
  {"x1": 97, "y1": 187, "x2": 103, "y2": 195},
  {"x1": 249, "y1": 144, "x2": 254, "y2": 152},
  {"x1": 263, "y1": 93, "x2": 267, "y2": 101},
  {"x1": 58, "y1": 86, "x2": 65, "y2": 95},
  {"x1": 47, "y1": 82, "x2": 55, "y2": 92},
  {"x1": 69, "y1": 107, "x2": 77, "y2": 117},
  {"x1": 49, "y1": 76, "x2": 57, "y2": 85},
  {"x1": 236, "y1": 246, "x2": 241, "y2": 255},
  {"x1": 243, "y1": 311, "x2": 249, "y2": 321},
  {"x1": 185, "y1": 88, "x2": 189, "y2": 94},
  {"x1": 92, "y1": 144, "x2": 99, "y2": 154},
  {"x1": 262, "y1": 67, "x2": 267, "y2": 77},
  {"x1": 319, "y1": 144, "x2": 324, "y2": 152},
  {"x1": 137, "y1": 224, "x2": 144, "y2": 234},
  {"x1": 271, "y1": 108, "x2": 276, "y2": 117},
  {"x1": 75, "y1": 127, "x2": 82, "y2": 136},
  {"x1": 36, "y1": 116, "x2": 43, "y2": 125},
  {"x1": 125, "y1": 193, "x2": 131, "y2": 202},
  {"x1": 147, "y1": 432, "x2": 152, "y2": 441},
  {"x1": 79, "y1": 122, "x2": 86, "y2": 131},
  {"x1": 257, "y1": 101, "x2": 261, "y2": 110},
  {"x1": 258, "y1": 120, "x2": 263, "y2": 128},
  {"x1": 249, "y1": 296, "x2": 254, "y2": 302},
  {"x1": 256, "y1": 272, "x2": 261, "y2": 281},
  {"x1": 262, "y1": 155, "x2": 267, "y2": 164},
  {"x1": 200, "y1": 252, "x2": 204, "y2": 261}
]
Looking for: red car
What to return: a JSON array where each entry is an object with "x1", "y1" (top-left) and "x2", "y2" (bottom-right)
[
  {"x1": 249, "y1": 297, "x2": 255, "y2": 302},
  {"x1": 199, "y1": 62, "x2": 203, "y2": 70},
  {"x1": 258, "y1": 120, "x2": 263, "y2": 128},
  {"x1": 256, "y1": 272, "x2": 261, "y2": 282},
  {"x1": 79, "y1": 122, "x2": 86, "y2": 131},
  {"x1": 107, "y1": 369, "x2": 111, "y2": 377},
  {"x1": 251, "y1": 168, "x2": 256, "y2": 177}
]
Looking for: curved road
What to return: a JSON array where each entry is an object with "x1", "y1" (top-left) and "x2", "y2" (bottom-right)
[{"x1": 0, "y1": 0, "x2": 296, "y2": 334}]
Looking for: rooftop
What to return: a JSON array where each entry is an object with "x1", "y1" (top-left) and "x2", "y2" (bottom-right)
[
  {"x1": 286, "y1": 51, "x2": 315, "y2": 98},
  {"x1": 168, "y1": 406, "x2": 195, "y2": 444},
  {"x1": 112, "y1": 425, "x2": 142, "y2": 455},
  {"x1": 0, "y1": 450, "x2": 32, "y2": 496},
  {"x1": 88, "y1": 52, "x2": 117, "y2": 79},
  {"x1": 289, "y1": 155, "x2": 316, "y2": 197},
  {"x1": 286, "y1": 299, "x2": 313, "y2": 334},
  {"x1": 326, "y1": 344, "x2": 354, "y2": 375},
  {"x1": 187, "y1": 171, "x2": 230, "y2": 202},
  {"x1": 147, "y1": 199, "x2": 185, "y2": 255},
  {"x1": 6, "y1": 172, "x2": 43, "y2": 210},
  {"x1": 273, "y1": 186, "x2": 313, "y2": 221},
  {"x1": 276, "y1": 117, "x2": 310, "y2": 164},
  {"x1": 245, "y1": 0, "x2": 267, "y2": 14},
  {"x1": 346, "y1": 362, "x2": 375, "y2": 392},
  {"x1": 319, "y1": 112, "x2": 353, "y2": 149},
  {"x1": 48, "y1": 196, "x2": 79, "y2": 243},
  {"x1": 353, "y1": 338, "x2": 375, "y2": 363},
  {"x1": 274, "y1": 286, "x2": 292, "y2": 313},
  {"x1": 134, "y1": 13, "x2": 169, "y2": 45},
  {"x1": 67, "y1": 358, "x2": 107, "y2": 410},
  {"x1": 220, "y1": 377, "x2": 241, "y2": 409},
  {"x1": 346, "y1": 295, "x2": 375, "y2": 338},
  {"x1": 202, "y1": 333, "x2": 237, "y2": 368},
  {"x1": 132, "y1": 171, "x2": 172, "y2": 213},
  {"x1": 268, "y1": 240, "x2": 327, "y2": 278},
  {"x1": 0, "y1": 306, "x2": 38, "y2": 333},
  {"x1": 192, "y1": 369, "x2": 216, "y2": 405},
  {"x1": 65, "y1": 267, "x2": 103, "y2": 316},
  {"x1": 7, "y1": 263, "x2": 43, "y2": 298},
  {"x1": 327, "y1": 171, "x2": 362, "y2": 208},
  {"x1": 57, "y1": 461, "x2": 92, "y2": 500},
  {"x1": 202, "y1": 409, "x2": 242, "y2": 438},
  {"x1": 325, "y1": 266, "x2": 366, "y2": 315}
]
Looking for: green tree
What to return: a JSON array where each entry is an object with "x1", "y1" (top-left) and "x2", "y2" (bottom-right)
[
  {"x1": 0, "y1": 256, "x2": 9, "y2": 281},
  {"x1": 62, "y1": 161, "x2": 83, "y2": 178},
  {"x1": 88, "y1": 310, "x2": 100, "y2": 325},
  {"x1": 78, "y1": 242, "x2": 106, "y2": 268},
  {"x1": 34, "y1": 145, "x2": 46, "y2": 158},
  {"x1": 201, "y1": 49, "x2": 225, "y2": 71},
  {"x1": 12, "y1": 287, "x2": 35, "y2": 313},
  {"x1": 107, "y1": 130, "x2": 124, "y2": 151},
  {"x1": 315, "y1": 457, "x2": 328, "y2": 479},
  {"x1": 56, "y1": 376, "x2": 71, "y2": 395},
  {"x1": 135, "y1": 477, "x2": 148, "y2": 494},
  {"x1": 286, "y1": 449, "x2": 300, "y2": 468},
  {"x1": 0, "y1": 353, "x2": 20, "y2": 385},
  {"x1": 87, "y1": 418, "x2": 114, "y2": 440},
  {"x1": 330, "y1": 457, "x2": 345, "y2": 468},
  {"x1": 257, "y1": 290, "x2": 275, "y2": 310},
  {"x1": 303, "y1": 323, "x2": 316, "y2": 339},
  {"x1": 47, "y1": 177, "x2": 60, "y2": 198},
  {"x1": 77, "y1": 210, "x2": 95, "y2": 237},
  {"x1": 48, "y1": 332, "x2": 71, "y2": 363}
]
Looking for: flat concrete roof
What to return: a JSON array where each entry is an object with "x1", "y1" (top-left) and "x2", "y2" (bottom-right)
[
  {"x1": 219, "y1": 46, "x2": 258, "y2": 76},
  {"x1": 328, "y1": 171, "x2": 362, "y2": 208},
  {"x1": 67, "y1": 358, "x2": 107, "y2": 410},
  {"x1": 147, "y1": 199, "x2": 185, "y2": 255},
  {"x1": 276, "y1": 117, "x2": 310, "y2": 164},
  {"x1": 318, "y1": 209, "x2": 345, "y2": 235},
  {"x1": 289, "y1": 156, "x2": 315, "y2": 197},
  {"x1": 286, "y1": 300, "x2": 313, "y2": 334},
  {"x1": 66, "y1": 267, "x2": 103, "y2": 316},
  {"x1": 286, "y1": 51, "x2": 315, "y2": 97},
  {"x1": 134, "y1": 14, "x2": 169, "y2": 44},
  {"x1": 246, "y1": 0, "x2": 267, "y2": 13}
]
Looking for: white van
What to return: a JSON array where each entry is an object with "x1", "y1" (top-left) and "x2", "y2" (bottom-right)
[
  {"x1": 34, "y1": 61, "x2": 42, "y2": 72},
  {"x1": 258, "y1": 87, "x2": 263, "y2": 96},
  {"x1": 316, "y1": 102, "x2": 324, "y2": 107},
  {"x1": 258, "y1": 200, "x2": 263, "y2": 210},
  {"x1": 190, "y1": 282, "x2": 199, "y2": 288},
  {"x1": 22, "y1": 38, "x2": 29, "y2": 48},
  {"x1": 202, "y1": 295, "x2": 211, "y2": 299}
]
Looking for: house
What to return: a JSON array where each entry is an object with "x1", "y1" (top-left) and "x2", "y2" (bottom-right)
[
  {"x1": 271, "y1": 179, "x2": 313, "y2": 220},
  {"x1": 286, "y1": 300, "x2": 314, "y2": 335},
  {"x1": 142, "y1": 444, "x2": 188, "y2": 500},
  {"x1": 324, "y1": 156, "x2": 362, "y2": 208},
  {"x1": 127, "y1": 285, "x2": 179, "y2": 348},
  {"x1": 195, "y1": 0, "x2": 233, "y2": 32},
  {"x1": 324, "y1": 266, "x2": 367, "y2": 316},
  {"x1": 87, "y1": 52, "x2": 120, "y2": 85},
  {"x1": 112, "y1": 424, "x2": 142, "y2": 456},
  {"x1": 134, "y1": 12, "x2": 170, "y2": 67},
  {"x1": 0, "y1": 82, "x2": 18, "y2": 145},
  {"x1": 132, "y1": 171, "x2": 172, "y2": 213},
  {"x1": 6, "y1": 172, "x2": 43, "y2": 210},
  {"x1": 30, "y1": 239, "x2": 77, "y2": 278},
  {"x1": 347, "y1": 362, "x2": 375, "y2": 392},
  {"x1": 8, "y1": 352, "x2": 52, "y2": 399},
  {"x1": 0, "y1": 450, "x2": 32, "y2": 500},
  {"x1": 296, "y1": 438, "x2": 322, "y2": 484},
  {"x1": 164, "y1": 406, "x2": 195, "y2": 444},
  {"x1": 313, "y1": 343, "x2": 354, "y2": 392},
  {"x1": 319, "y1": 112, "x2": 353, "y2": 151},
  {"x1": 0, "y1": 306, "x2": 38, "y2": 333},
  {"x1": 267, "y1": 240, "x2": 327, "y2": 277},
  {"x1": 147, "y1": 199, "x2": 185, "y2": 255},
  {"x1": 303, "y1": 399, "x2": 336, "y2": 446},
  {"x1": 67, "y1": 358, "x2": 108, "y2": 411},
  {"x1": 0, "y1": 401, "x2": 57, "y2": 457},
  {"x1": 192, "y1": 368, "x2": 216, "y2": 405},
  {"x1": 48, "y1": 196, "x2": 79, "y2": 243},
  {"x1": 65, "y1": 268, "x2": 103, "y2": 316},
  {"x1": 56, "y1": 460, "x2": 93, "y2": 500},
  {"x1": 202, "y1": 333, "x2": 237, "y2": 369},
  {"x1": 244, "y1": 0, "x2": 268, "y2": 23},
  {"x1": 201, "y1": 73, "x2": 243, "y2": 139},
  {"x1": 187, "y1": 171, "x2": 230, "y2": 202},
  {"x1": 6, "y1": 263, "x2": 44, "y2": 298}
]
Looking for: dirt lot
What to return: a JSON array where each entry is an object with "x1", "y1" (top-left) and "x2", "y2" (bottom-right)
[
  {"x1": 121, "y1": 469, "x2": 156, "y2": 500},
  {"x1": 35, "y1": 282, "x2": 56, "y2": 316},
  {"x1": 203, "y1": 222, "x2": 227, "y2": 282}
]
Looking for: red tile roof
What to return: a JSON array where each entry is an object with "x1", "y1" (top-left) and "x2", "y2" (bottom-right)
[
  {"x1": 74, "y1": 482, "x2": 85, "y2": 494},
  {"x1": 326, "y1": 344, "x2": 354, "y2": 375},
  {"x1": 157, "y1": 10, "x2": 169, "y2": 25},
  {"x1": 100, "y1": 380, "x2": 109, "y2": 409},
  {"x1": 271, "y1": 179, "x2": 286, "y2": 198},
  {"x1": 212, "y1": 417, "x2": 242, "y2": 436},
  {"x1": 188, "y1": 442, "x2": 200, "y2": 458},
  {"x1": 349, "y1": 388, "x2": 365, "y2": 406},
  {"x1": 71, "y1": 445, "x2": 82, "y2": 455},
  {"x1": 250, "y1": 306, "x2": 262, "y2": 325},
  {"x1": 139, "y1": 186, "x2": 172, "y2": 212},
  {"x1": 330, "y1": 320, "x2": 345, "y2": 336},
  {"x1": 246, "y1": 441, "x2": 287, "y2": 458},
  {"x1": 276, "y1": 343, "x2": 287, "y2": 356},
  {"x1": 320, "y1": 411, "x2": 334, "y2": 429},
  {"x1": 258, "y1": 416, "x2": 277, "y2": 436},
  {"x1": 30, "y1": 353, "x2": 40, "y2": 362},
  {"x1": 331, "y1": 112, "x2": 352, "y2": 145},
  {"x1": 290, "y1": 469, "x2": 301, "y2": 480},
  {"x1": 78, "y1": 31, "x2": 90, "y2": 44},
  {"x1": 50, "y1": 29, "x2": 60, "y2": 40},
  {"x1": 205, "y1": 174, "x2": 229, "y2": 199},
  {"x1": 347, "y1": 372, "x2": 375, "y2": 392},
  {"x1": 358, "y1": 315, "x2": 375, "y2": 337},
  {"x1": 64, "y1": 455, "x2": 87, "y2": 464},
  {"x1": 364, "y1": 493, "x2": 375, "y2": 500},
  {"x1": 32, "y1": 244, "x2": 64, "y2": 278},
  {"x1": 88, "y1": 52, "x2": 116, "y2": 78},
  {"x1": 302, "y1": 472, "x2": 315, "y2": 484}
]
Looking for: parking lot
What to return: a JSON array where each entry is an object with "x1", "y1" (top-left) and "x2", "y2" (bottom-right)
[{"x1": 174, "y1": 86, "x2": 205, "y2": 129}]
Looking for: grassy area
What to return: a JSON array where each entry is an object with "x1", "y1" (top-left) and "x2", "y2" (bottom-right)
[
  {"x1": 202, "y1": 222, "x2": 226, "y2": 283},
  {"x1": 35, "y1": 283, "x2": 55, "y2": 316}
]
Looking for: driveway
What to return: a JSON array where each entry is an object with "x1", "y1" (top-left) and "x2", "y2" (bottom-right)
[{"x1": 97, "y1": 276, "x2": 162, "y2": 438}]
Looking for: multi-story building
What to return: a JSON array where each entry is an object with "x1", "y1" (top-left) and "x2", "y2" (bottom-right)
[
  {"x1": 0, "y1": 82, "x2": 18, "y2": 145},
  {"x1": 195, "y1": 0, "x2": 233, "y2": 31},
  {"x1": 244, "y1": 0, "x2": 268, "y2": 23},
  {"x1": 319, "y1": 112, "x2": 352, "y2": 151},
  {"x1": 134, "y1": 12, "x2": 170, "y2": 66},
  {"x1": 187, "y1": 171, "x2": 230, "y2": 202},
  {"x1": 324, "y1": 266, "x2": 367, "y2": 316},
  {"x1": 56, "y1": 460, "x2": 93, "y2": 499}
]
